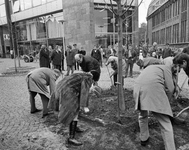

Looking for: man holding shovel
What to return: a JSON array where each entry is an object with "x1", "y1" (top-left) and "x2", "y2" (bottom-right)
[
  {"x1": 134, "y1": 64, "x2": 180, "y2": 150},
  {"x1": 105, "y1": 55, "x2": 126, "y2": 86}
]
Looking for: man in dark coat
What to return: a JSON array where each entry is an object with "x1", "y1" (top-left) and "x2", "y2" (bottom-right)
[
  {"x1": 162, "y1": 43, "x2": 173, "y2": 59},
  {"x1": 65, "y1": 45, "x2": 76, "y2": 76},
  {"x1": 39, "y1": 45, "x2": 50, "y2": 68},
  {"x1": 91, "y1": 45, "x2": 102, "y2": 65},
  {"x1": 51, "y1": 45, "x2": 63, "y2": 72},
  {"x1": 182, "y1": 46, "x2": 189, "y2": 55},
  {"x1": 124, "y1": 44, "x2": 137, "y2": 77},
  {"x1": 75, "y1": 54, "x2": 101, "y2": 84},
  {"x1": 48, "y1": 71, "x2": 100, "y2": 146},
  {"x1": 26, "y1": 68, "x2": 61, "y2": 118}
]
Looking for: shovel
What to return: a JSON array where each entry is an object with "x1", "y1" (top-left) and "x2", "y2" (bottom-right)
[{"x1": 105, "y1": 65, "x2": 114, "y2": 87}]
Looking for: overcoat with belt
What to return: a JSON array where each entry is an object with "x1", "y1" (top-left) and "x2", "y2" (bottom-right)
[
  {"x1": 133, "y1": 65, "x2": 175, "y2": 117},
  {"x1": 48, "y1": 73, "x2": 93, "y2": 126},
  {"x1": 26, "y1": 68, "x2": 57, "y2": 98}
]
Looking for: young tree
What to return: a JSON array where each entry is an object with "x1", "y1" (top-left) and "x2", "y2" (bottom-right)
[{"x1": 105, "y1": 0, "x2": 144, "y2": 121}]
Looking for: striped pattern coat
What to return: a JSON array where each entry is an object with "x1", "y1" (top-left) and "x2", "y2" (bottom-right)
[{"x1": 48, "y1": 73, "x2": 93, "y2": 125}]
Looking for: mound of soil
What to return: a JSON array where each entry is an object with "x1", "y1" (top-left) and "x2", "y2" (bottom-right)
[{"x1": 44, "y1": 88, "x2": 189, "y2": 150}]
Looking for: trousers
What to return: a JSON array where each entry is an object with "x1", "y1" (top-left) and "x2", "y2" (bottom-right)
[{"x1": 139, "y1": 110, "x2": 175, "y2": 150}]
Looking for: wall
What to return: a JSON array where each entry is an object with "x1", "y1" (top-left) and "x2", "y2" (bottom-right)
[{"x1": 63, "y1": 0, "x2": 95, "y2": 54}]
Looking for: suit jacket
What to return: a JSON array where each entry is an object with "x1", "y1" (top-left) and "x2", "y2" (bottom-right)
[
  {"x1": 124, "y1": 49, "x2": 137, "y2": 62},
  {"x1": 162, "y1": 48, "x2": 172, "y2": 59},
  {"x1": 91, "y1": 49, "x2": 102, "y2": 62},
  {"x1": 134, "y1": 65, "x2": 175, "y2": 117},
  {"x1": 51, "y1": 50, "x2": 62, "y2": 66}
]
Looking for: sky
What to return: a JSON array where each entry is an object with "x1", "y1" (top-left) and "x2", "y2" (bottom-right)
[{"x1": 138, "y1": 0, "x2": 151, "y2": 26}]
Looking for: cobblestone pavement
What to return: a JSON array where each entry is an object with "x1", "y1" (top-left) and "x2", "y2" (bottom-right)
[{"x1": 0, "y1": 58, "x2": 189, "y2": 150}]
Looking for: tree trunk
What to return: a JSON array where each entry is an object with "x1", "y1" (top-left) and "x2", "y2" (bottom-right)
[{"x1": 117, "y1": 0, "x2": 125, "y2": 121}]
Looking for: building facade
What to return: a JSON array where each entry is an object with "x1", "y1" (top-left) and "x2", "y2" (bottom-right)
[
  {"x1": 0, "y1": 0, "x2": 139, "y2": 57},
  {"x1": 147, "y1": 0, "x2": 189, "y2": 48}
]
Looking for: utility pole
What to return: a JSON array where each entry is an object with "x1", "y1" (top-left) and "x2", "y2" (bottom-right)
[{"x1": 5, "y1": 0, "x2": 17, "y2": 72}]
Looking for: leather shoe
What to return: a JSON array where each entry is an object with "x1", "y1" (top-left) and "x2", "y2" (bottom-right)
[
  {"x1": 30, "y1": 109, "x2": 42, "y2": 114},
  {"x1": 141, "y1": 137, "x2": 149, "y2": 146},
  {"x1": 68, "y1": 138, "x2": 83, "y2": 146}
]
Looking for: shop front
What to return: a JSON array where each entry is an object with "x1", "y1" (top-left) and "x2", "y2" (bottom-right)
[{"x1": 15, "y1": 11, "x2": 64, "y2": 56}]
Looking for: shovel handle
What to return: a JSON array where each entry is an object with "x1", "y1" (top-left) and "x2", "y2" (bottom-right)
[{"x1": 176, "y1": 106, "x2": 189, "y2": 118}]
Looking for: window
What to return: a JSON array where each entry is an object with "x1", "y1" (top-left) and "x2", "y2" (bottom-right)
[
  {"x1": 33, "y1": 0, "x2": 41, "y2": 7},
  {"x1": 42, "y1": 0, "x2": 46, "y2": 4},
  {"x1": 172, "y1": 24, "x2": 179, "y2": 43},
  {"x1": 0, "y1": 0, "x2": 4, "y2": 5},
  {"x1": 13, "y1": 0, "x2": 19, "y2": 13},
  {"x1": 0, "y1": 4, "x2": 6, "y2": 17},
  {"x1": 181, "y1": 20, "x2": 186, "y2": 42},
  {"x1": 24, "y1": 0, "x2": 32, "y2": 9},
  {"x1": 20, "y1": 0, "x2": 25, "y2": 10}
]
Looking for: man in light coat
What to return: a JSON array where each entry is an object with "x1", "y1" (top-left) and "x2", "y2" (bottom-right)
[
  {"x1": 105, "y1": 55, "x2": 126, "y2": 86},
  {"x1": 26, "y1": 68, "x2": 61, "y2": 118},
  {"x1": 133, "y1": 64, "x2": 180, "y2": 150}
]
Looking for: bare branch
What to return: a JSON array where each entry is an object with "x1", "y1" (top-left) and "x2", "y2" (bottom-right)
[
  {"x1": 122, "y1": 0, "x2": 144, "y2": 21},
  {"x1": 109, "y1": 0, "x2": 118, "y2": 16},
  {"x1": 121, "y1": 0, "x2": 134, "y2": 17}
]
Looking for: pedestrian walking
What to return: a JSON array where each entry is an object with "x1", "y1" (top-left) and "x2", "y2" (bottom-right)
[
  {"x1": 26, "y1": 68, "x2": 61, "y2": 118},
  {"x1": 48, "y1": 71, "x2": 100, "y2": 146},
  {"x1": 39, "y1": 44, "x2": 50, "y2": 68},
  {"x1": 133, "y1": 64, "x2": 180, "y2": 150},
  {"x1": 65, "y1": 45, "x2": 76, "y2": 76},
  {"x1": 74, "y1": 54, "x2": 101, "y2": 85}
]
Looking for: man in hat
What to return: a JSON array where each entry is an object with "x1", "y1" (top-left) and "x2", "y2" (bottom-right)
[
  {"x1": 75, "y1": 54, "x2": 101, "y2": 85},
  {"x1": 133, "y1": 64, "x2": 180, "y2": 150},
  {"x1": 26, "y1": 68, "x2": 61, "y2": 118},
  {"x1": 48, "y1": 71, "x2": 100, "y2": 146}
]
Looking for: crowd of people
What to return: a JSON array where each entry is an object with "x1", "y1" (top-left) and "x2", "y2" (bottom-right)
[{"x1": 25, "y1": 42, "x2": 189, "y2": 149}]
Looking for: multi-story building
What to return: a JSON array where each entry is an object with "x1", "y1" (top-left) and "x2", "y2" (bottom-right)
[
  {"x1": 147, "y1": 0, "x2": 189, "y2": 48},
  {"x1": 0, "y1": 0, "x2": 138, "y2": 58}
]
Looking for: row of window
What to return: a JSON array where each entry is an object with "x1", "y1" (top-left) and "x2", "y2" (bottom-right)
[
  {"x1": 0, "y1": 0, "x2": 56, "y2": 17},
  {"x1": 152, "y1": 0, "x2": 182, "y2": 27},
  {"x1": 152, "y1": 22, "x2": 187, "y2": 45},
  {"x1": 13, "y1": 0, "x2": 56, "y2": 13}
]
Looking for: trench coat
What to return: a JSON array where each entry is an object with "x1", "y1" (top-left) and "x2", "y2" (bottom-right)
[
  {"x1": 39, "y1": 48, "x2": 50, "y2": 68},
  {"x1": 133, "y1": 65, "x2": 175, "y2": 117},
  {"x1": 26, "y1": 68, "x2": 57, "y2": 98},
  {"x1": 48, "y1": 73, "x2": 93, "y2": 125},
  {"x1": 65, "y1": 49, "x2": 76, "y2": 66}
]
